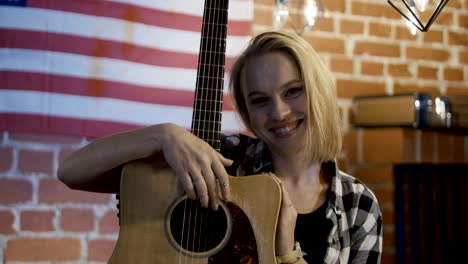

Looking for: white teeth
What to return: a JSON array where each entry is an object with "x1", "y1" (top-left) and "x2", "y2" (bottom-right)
[{"x1": 272, "y1": 122, "x2": 297, "y2": 136}]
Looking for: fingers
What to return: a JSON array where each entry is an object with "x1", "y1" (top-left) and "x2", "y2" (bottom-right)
[
  {"x1": 217, "y1": 152, "x2": 234, "y2": 167},
  {"x1": 212, "y1": 157, "x2": 231, "y2": 201},
  {"x1": 280, "y1": 182, "x2": 293, "y2": 209}
]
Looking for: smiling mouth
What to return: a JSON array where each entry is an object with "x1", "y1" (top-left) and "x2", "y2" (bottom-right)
[{"x1": 270, "y1": 119, "x2": 303, "y2": 137}]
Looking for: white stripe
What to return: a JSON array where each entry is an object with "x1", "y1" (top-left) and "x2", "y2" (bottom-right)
[
  {"x1": 107, "y1": 0, "x2": 254, "y2": 21},
  {"x1": 0, "y1": 48, "x2": 232, "y2": 93},
  {"x1": 0, "y1": 90, "x2": 244, "y2": 132},
  {"x1": 0, "y1": 6, "x2": 250, "y2": 57}
]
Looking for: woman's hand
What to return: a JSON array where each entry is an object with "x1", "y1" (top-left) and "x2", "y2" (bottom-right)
[
  {"x1": 275, "y1": 182, "x2": 298, "y2": 256},
  {"x1": 160, "y1": 124, "x2": 233, "y2": 210}
]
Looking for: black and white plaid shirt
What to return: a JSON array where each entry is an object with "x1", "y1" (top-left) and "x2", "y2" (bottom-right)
[{"x1": 220, "y1": 134, "x2": 383, "y2": 264}]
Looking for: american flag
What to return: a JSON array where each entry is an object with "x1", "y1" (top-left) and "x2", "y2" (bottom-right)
[{"x1": 0, "y1": 0, "x2": 252, "y2": 137}]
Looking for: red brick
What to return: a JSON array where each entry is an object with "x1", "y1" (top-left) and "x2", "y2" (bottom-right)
[
  {"x1": 340, "y1": 19, "x2": 364, "y2": 34},
  {"x1": 20, "y1": 210, "x2": 55, "y2": 231},
  {"x1": 88, "y1": 239, "x2": 116, "y2": 262},
  {"x1": 39, "y1": 178, "x2": 111, "y2": 204},
  {"x1": 330, "y1": 56, "x2": 354, "y2": 74},
  {"x1": 0, "y1": 210, "x2": 15, "y2": 234},
  {"x1": 406, "y1": 47, "x2": 450, "y2": 62},
  {"x1": 421, "y1": 130, "x2": 435, "y2": 163},
  {"x1": 381, "y1": 251, "x2": 397, "y2": 264},
  {"x1": 354, "y1": 165, "x2": 394, "y2": 185},
  {"x1": 443, "y1": 67, "x2": 464, "y2": 82},
  {"x1": 312, "y1": 17, "x2": 334, "y2": 32},
  {"x1": 343, "y1": 130, "x2": 358, "y2": 163},
  {"x1": 381, "y1": 206, "x2": 395, "y2": 226},
  {"x1": 371, "y1": 185, "x2": 395, "y2": 209},
  {"x1": 5, "y1": 238, "x2": 81, "y2": 261},
  {"x1": 351, "y1": 2, "x2": 400, "y2": 19},
  {"x1": 362, "y1": 128, "x2": 416, "y2": 163},
  {"x1": 460, "y1": 49, "x2": 468, "y2": 64},
  {"x1": 369, "y1": 22, "x2": 391, "y2": 38},
  {"x1": 61, "y1": 208, "x2": 94, "y2": 232},
  {"x1": 393, "y1": 83, "x2": 441, "y2": 96},
  {"x1": 303, "y1": 35, "x2": 345, "y2": 54},
  {"x1": 388, "y1": 63, "x2": 412, "y2": 77},
  {"x1": 418, "y1": 66, "x2": 439, "y2": 80},
  {"x1": 383, "y1": 228, "x2": 396, "y2": 249},
  {"x1": 448, "y1": 31, "x2": 467, "y2": 47},
  {"x1": 0, "y1": 147, "x2": 13, "y2": 172},
  {"x1": 453, "y1": 135, "x2": 466, "y2": 163},
  {"x1": 437, "y1": 133, "x2": 453, "y2": 163},
  {"x1": 336, "y1": 79, "x2": 386, "y2": 99},
  {"x1": 99, "y1": 209, "x2": 119, "y2": 234},
  {"x1": 354, "y1": 41, "x2": 400, "y2": 58},
  {"x1": 395, "y1": 26, "x2": 418, "y2": 41},
  {"x1": 460, "y1": 13, "x2": 468, "y2": 28},
  {"x1": 361, "y1": 61, "x2": 384, "y2": 76},
  {"x1": 446, "y1": 87, "x2": 468, "y2": 96},
  {"x1": 422, "y1": 29, "x2": 443, "y2": 43},
  {"x1": 9, "y1": 132, "x2": 83, "y2": 144},
  {"x1": 18, "y1": 149, "x2": 54, "y2": 175},
  {"x1": 0, "y1": 179, "x2": 33, "y2": 204},
  {"x1": 326, "y1": 0, "x2": 345, "y2": 13}
]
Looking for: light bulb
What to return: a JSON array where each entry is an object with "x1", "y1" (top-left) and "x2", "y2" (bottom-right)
[{"x1": 414, "y1": 0, "x2": 428, "y2": 12}]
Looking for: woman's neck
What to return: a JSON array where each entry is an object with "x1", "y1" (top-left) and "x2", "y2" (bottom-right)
[{"x1": 271, "y1": 154, "x2": 322, "y2": 186}]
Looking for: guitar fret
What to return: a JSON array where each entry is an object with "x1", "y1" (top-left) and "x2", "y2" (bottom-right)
[
  {"x1": 192, "y1": 119, "x2": 222, "y2": 123},
  {"x1": 194, "y1": 98, "x2": 222, "y2": 102},
  {"x1": 197, "y1": 76, "x2": 224, "y2": 80},
  {"x1": 198, "y1": 63, "x2": 225, "y2": 68}
]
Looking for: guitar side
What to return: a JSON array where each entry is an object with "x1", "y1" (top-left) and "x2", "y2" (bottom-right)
[{"x1": 108, "y1": 158, "x2": 282, "y2": 263}]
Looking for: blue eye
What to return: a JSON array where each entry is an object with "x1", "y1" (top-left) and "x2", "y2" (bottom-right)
[
  {"x1": 285, "y1": 86, "x2": 303, "y2": 97},
  {"x1": 250, "y1": 97, "x2": 268, "y2": 106}
]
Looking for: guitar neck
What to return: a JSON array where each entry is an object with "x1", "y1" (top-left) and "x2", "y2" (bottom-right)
[{"x1": 191, "y1": 0, "x2": 229, "y2": 151}]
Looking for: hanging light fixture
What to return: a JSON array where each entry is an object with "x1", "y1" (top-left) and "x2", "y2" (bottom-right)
[
  {"x1": 387, "y1": 0, "x2": 450, "y2": 32},
  {"x1": 273, "y1": 0, "x2": 325, "y2": 35}
]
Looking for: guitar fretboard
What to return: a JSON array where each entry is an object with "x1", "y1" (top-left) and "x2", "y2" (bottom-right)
[{"x1": 191, "y1": 0, "x2": 229, "y2": 151}]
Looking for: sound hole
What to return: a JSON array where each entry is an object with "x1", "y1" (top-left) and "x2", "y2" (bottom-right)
[{"x1": 167, "y1": 196, "x2": 232, "y2": 256}]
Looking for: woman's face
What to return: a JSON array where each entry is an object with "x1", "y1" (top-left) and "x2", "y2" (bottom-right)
[{"x1": 241, "y1": 51, "x2": 307, "y2": 155}]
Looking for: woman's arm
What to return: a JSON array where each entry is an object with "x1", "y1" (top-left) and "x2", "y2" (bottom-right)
[{"x1": 58, "y1": 123, "x2": 232, "y2": 209}]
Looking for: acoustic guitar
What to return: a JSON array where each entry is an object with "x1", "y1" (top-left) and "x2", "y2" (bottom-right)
[{"x1": 108, "y1": 1, "x2": 282, "y2": 263}]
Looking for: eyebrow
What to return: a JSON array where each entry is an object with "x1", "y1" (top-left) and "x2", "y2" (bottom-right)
[{"x1": 247, "y1": 79, "x2": 303, "y2": 98}]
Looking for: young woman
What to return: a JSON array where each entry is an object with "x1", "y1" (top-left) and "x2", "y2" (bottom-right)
[{"x1": 59, "y1": 31, "x2": 382, "y2": 263}]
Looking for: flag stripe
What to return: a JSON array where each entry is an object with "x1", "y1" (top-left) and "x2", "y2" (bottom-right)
[
  {"x1": 107, "y1": 0, "x2": 254, "y2": 21},
  {"x1": 27, "y1": 0, "x2": 252, "y2": 35},
  {"x1": 0, "y1": 29, "x2": 237, "y2": 71},
  {"x1": 1, "y1": 71, "x2": 235, "y2": 110},
  {"x1": 0, "y1": 90, "x2": 243, "y2": 131},
  {"x1": 0, "y1": 6, "x2": 250, "y2": 56},
  {"x1": 0, "y1": 113, "x2": 145, "y2": 138},
  {"x1": 1, "y1": 48, "x2": 223, "y2": 92}
]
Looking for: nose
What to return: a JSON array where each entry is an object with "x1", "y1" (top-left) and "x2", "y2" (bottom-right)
[{"x1": 269, "y1": 97, "x2": 291, "y2": 120}]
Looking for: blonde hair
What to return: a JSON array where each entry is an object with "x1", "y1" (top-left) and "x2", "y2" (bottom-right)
[{"x1": 229, "y1": 31, "x2": 342, "y2": 162}]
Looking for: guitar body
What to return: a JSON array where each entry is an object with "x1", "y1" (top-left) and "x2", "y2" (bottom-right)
[{"x1": 108, "y1": 158, "x2": 281, "y2": 263}]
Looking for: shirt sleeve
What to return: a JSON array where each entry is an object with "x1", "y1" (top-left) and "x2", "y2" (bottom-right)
[{"x1": 349, "y1": 189, "x2": 383, "y2": 264}]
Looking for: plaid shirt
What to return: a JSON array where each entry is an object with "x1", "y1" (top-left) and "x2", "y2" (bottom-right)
[{"x1": 220, "y1": 134, "x2": 383, "y2": 264}]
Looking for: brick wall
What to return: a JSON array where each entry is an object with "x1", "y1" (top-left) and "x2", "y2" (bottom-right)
[{"x1": 1, "y1": 0, "x2": 467, "y2": 263}]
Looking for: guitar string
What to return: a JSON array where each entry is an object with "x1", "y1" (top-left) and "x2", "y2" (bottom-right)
[
  {"x1": 180, "y1": 0, "x2": 208, "y2": 261},
  {"x1": 190, "y1": 0, "x2": 213, "y2": 261},
  {"x1": 178, "y1": 1, "x2": 228, "y2": 262}
]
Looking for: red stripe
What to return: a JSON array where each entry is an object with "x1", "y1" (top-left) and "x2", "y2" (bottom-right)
[
  {"x1": 1, "y1": 71, "x2": 235, "y2": 110},
  {"x1": 0, "y1": 29, "x2": 237, "y2": 71},
  {"x1": 27, "y1": 0, "x2": 252, "y2": 36},
  {"x1": 0, "y1": 113, "x2": 143, "y2": 138},
  {"x1": 0, "y1": 113, "x2": 243, "y2": 138}
]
